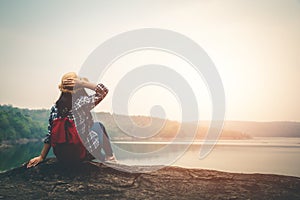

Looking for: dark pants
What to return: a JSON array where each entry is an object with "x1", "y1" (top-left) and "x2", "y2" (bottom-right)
[
  {"x1": 86, "y1": 122, "x2": 113, "y2": 161},
  {"x1": 98, "y1": 122, "x2": 113, "y2": 157}
]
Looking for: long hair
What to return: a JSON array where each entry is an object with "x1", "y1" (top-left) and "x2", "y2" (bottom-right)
[
  {"x1": 56, "y1": 92, "x2": 72, "y2": 117},
  {"x1": 56, "y1": 88, "x2": 89, "y2": 117},
  {"x1": 57, "y1": 72, "x2": 90, "y2": 117}
]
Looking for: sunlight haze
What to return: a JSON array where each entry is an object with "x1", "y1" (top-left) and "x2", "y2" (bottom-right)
[{"x1": 0, "y1": 0, "x2": 299, "y2": 121}]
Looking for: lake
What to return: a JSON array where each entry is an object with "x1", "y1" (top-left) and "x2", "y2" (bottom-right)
[{"x1": 1, "y1": 137, "x2": 300, "y2": 177}]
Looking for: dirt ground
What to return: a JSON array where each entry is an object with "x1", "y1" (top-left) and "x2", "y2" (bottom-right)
[{"x1": 0, "y1": 158, "x2": 299, "y2": 200}]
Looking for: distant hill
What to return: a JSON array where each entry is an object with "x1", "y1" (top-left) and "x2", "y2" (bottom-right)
[
  {"x1": 222, "y1": 121, "x2": 300, "y2": 137},
  {"x1": 1, "y1": 105, "x2": 299, "y2": 143},
  {"x1": 94, "y1": 113, "x2": 251, "y2": 140},
  {"x1": 95, "y1": 114, "x2": 300, "y2": 139}
]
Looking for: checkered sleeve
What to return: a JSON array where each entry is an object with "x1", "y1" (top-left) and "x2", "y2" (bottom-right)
[
  {"x1": 94, "y1": 83, "x2": 109, "y2": 107},
  {"x1": 43, "y1": 105, "x2": 57, "y2": 144},
  {"x1": 73, "y1": 83, "x2": 109, "y2": 111},
  {"x1": 72, "y1": 84, "x2": 108, "y2": 152}
]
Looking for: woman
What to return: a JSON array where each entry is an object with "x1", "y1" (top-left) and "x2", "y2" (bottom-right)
[{"x1": 27, "y1": 72, "x2": 115, "y2": 168}]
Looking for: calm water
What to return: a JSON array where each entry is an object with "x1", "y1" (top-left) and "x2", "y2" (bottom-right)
[{"x1": 1, "y1": 137, "x2": 300, "y2": 177}]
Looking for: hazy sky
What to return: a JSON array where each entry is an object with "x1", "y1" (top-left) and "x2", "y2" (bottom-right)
[{"x1": 0, "y1": 0, "x2": 299, "y2": 122}]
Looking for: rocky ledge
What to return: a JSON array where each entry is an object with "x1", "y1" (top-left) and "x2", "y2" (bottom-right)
[{"x1": 0, "y1": 158, "x2": 300, "y2": 200}]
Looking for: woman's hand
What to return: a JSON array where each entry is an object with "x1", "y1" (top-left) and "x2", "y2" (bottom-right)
[
  {"x1": 62, "y1": 76, "x2": 102, "y2": 91},
  {"x1": 27, "y1": 144, "x2": 50, "y2": 168},
  {"x1": 27, "y1": 155, "x2": 44, "y2": 168},
  {"x1": 62, "y1": 78, "x2": 76, "y2": 88},
  {"x1": 63, "y1": 77, "x2": 88, "y2": 88}
]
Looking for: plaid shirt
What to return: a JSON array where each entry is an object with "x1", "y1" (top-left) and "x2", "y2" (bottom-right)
[{"x1": 44, "y1": 83, "x2": 108, "y2": 153}]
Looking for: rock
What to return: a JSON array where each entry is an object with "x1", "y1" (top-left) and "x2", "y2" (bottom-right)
[
  {"x1": 0, "y1": 158, "x2": 300, "y2": 199},
  {"x1": 0, "y1": 144, "x2": 12, "y2": 149}
]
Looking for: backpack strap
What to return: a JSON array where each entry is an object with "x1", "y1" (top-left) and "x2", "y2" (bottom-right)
[{"x1": 64, "y1": 118, "x2": 69, "y2": 142}]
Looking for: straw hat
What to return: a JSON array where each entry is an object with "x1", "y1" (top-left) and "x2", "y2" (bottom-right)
[{"x1": 58, "y1": 72, "x2": 79, "y2": 93}]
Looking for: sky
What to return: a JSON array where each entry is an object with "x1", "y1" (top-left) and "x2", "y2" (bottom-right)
[{"x1": 0, "y1": 0, "x2": 299, "y2": 122}]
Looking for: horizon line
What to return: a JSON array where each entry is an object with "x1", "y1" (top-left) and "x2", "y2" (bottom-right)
[{"x1": 1, "y1": 104, "x2": 300, "y2": 123}]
